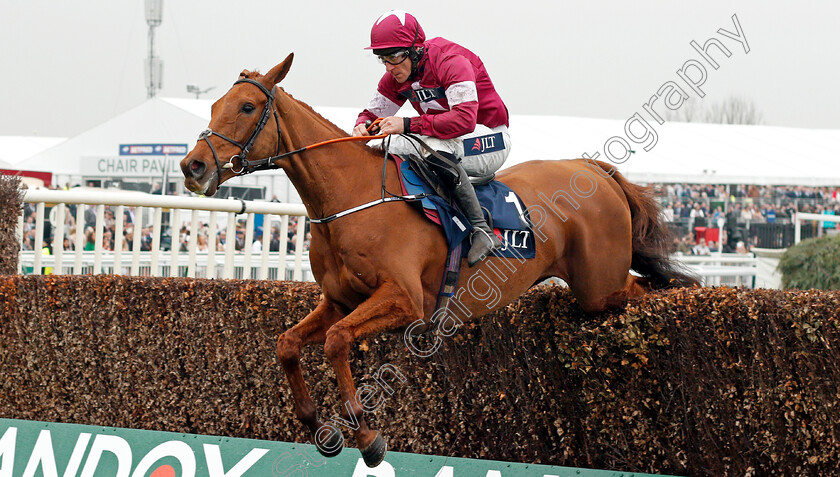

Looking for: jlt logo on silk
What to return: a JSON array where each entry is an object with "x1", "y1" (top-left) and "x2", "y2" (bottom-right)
[{"x1": 399, "y1": 86, "x2": 445, "y2": 103}]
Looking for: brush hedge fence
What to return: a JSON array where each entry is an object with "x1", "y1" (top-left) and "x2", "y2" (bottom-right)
[{"x1": 1, "y1": 274, "x2": 838, "y2": 476}]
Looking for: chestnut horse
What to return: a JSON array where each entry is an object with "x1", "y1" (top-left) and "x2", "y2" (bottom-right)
[{"x1": 181, "y1": 54, "x2": 697, "y2": 467}]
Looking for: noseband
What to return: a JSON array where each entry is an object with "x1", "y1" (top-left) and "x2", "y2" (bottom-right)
[{"x1": 197, "y1": 78, "x2": 283, "y2": 191}]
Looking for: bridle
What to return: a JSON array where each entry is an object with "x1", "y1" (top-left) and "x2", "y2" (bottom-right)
[
  {"x1": 196, "y1": 78, "x2": 285, "y2": 192},
  {"x1": 197, "y1": 78, "x2": 282, "y2": 190}
]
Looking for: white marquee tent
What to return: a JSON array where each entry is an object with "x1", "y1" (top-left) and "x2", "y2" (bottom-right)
[
  {"x1": 12, "y1": 97, "x2": 840, "y2": 198},
  {"x1": 15, "y1": 98, "x2": 209, "y2": 176},
  {"x1": 507, "y1": 115, "x2": 840, "y2": 186},
  {"x1": 0, "y1": 136, "x2": 66, "y2": 169}
]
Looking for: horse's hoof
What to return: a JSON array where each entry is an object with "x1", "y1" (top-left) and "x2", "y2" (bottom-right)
[
  {"x1": 361, "y1": 431, "x2": 387, "y2": 468},
  {"x1": 314, "y1": 425, "x2": 344, "y2": 458}
]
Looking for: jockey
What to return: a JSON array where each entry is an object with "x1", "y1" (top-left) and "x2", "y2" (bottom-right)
[{"x1": 353, "y1": 10, "x2": 510, "y2": 267}]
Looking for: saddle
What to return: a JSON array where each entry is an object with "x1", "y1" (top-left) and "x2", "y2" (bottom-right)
[{"x1": 393, "y1": 153, "x2": 535, "y2": 260}]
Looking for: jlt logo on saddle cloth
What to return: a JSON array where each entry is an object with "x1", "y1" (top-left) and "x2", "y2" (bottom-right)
[
  {"x1": 463, "y1": 132, "x2": 505, "y2": 156},
  {"x1": 495, "y1": 228, "x2": 533, "y2": 255}
]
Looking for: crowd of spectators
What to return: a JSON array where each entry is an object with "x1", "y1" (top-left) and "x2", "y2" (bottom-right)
[
  {"x1": 20, "y1": 181, "x2": 310, "y2": 261},
  {"x1": 659, "y1": 201, "x2": 840, "y2": 227},
  {"x1": 656, "y1": 183, "x2": 840, "y2": 256},
  {"x1": 19, "y1": 181, "x2": 315, "y2": 256},
  {"x1": 21, "y1": 201, "x2": 311, "y2": 257},
  {"x1": 174, "y1": 215, "x2": 311, "y2": 255},
  {"x1": 658, "y1": 183, "x2": 839, "y2": 203},
  {"x1": 657, "y1": 183, "x2": 839, "y2": 225},
  {"x1": 670, "y1": 230, "x2": 749, "y2": 256}
]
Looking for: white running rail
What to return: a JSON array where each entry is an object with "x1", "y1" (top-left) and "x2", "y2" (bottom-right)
[
  {"x1": 793, "y1": 212, "x2": 840, "y2": 244},
  {"x1": 18, "y1": 189, "x2": 313, "y2": 281},
  {"x1": 675, "y1": 252, "x2": 758, "y2": 287}
]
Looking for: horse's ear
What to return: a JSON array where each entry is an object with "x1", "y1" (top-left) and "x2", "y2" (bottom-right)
[{"x1": 265, "y1": 53, "x2": 294, "y2": 85}]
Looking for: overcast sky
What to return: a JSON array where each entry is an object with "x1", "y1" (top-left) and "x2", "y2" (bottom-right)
[{"x1": 2, "y1": 0, "x2": 838, "y2": 138}]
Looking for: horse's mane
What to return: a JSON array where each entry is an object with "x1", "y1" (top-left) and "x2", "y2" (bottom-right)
[
  {"x1": 240, "y1": 69, "x2": 378, "y2": 154},
  {"x1": 284, "y1": 89, "x2": 381, "y2": 154},
  {"x1": 284, "y1": 90, "x2": 347, "y2": 136}
]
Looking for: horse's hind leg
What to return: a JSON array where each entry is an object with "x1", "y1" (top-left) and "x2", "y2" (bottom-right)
[
  {"x1": 563, "y1": 231, "x2": 646, "y2": 312},
  {"x1": 277, "y1": 300, "x2": 346, "y2": 456},
  {"x1": 598, "y1": 273, "x2": 649, "y2": 309},
  {"x1": 322, "y1": 282, "x2": 422, "y2": 468}
]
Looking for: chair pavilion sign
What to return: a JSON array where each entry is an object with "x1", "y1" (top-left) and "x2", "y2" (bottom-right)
[{"x1": 82, "y1": 143, "x2": 187, "y2": 177}]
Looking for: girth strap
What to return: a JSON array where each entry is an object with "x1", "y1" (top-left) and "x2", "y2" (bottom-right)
[{"x1": 309, "y1": 194, "x2": 427, "y2": 224}]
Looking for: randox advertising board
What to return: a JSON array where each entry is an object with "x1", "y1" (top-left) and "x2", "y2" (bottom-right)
[{"x1": 0, "y1": 419, "x2": 674, "y2": 477}]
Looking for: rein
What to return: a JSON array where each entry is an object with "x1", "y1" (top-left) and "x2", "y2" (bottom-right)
[
  {"x1": 309, "y1": 134, "x2": 430, "y2": 224},
  {"x1": 197, "y1": 79, "x2": 426, "y2": 223},
  {"x1": 198, "y1": 78, "x2": 390, "y2": 183}
]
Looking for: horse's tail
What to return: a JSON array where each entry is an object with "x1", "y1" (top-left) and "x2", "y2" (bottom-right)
[{"x1": 594, "y1": 160, "x2": 700, "y2": 289}]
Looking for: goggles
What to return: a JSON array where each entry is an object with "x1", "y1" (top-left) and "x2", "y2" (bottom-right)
[{"x1": 376, "y1": 50, "x2": 410, "y2": 66}]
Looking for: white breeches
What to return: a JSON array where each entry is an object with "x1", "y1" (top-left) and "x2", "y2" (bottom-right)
[{"x1": 382, "y1": 124, "x2": 511, "y2": 177}]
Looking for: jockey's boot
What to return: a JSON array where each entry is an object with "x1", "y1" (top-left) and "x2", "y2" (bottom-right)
[
  {"x1": 451, "y1": 171, "x2": 502, "y2": 267},
  {"x1": 423, "y1": 150, "x2": 502, "y2": 266}
]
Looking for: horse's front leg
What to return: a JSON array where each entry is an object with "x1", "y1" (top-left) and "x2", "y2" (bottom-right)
[
  {"x1": 323, "y1": 282, "x2": 422, "y2": 468},
  {"x1": 277, "y1": 300, "x2": 346, "y2": 456}
]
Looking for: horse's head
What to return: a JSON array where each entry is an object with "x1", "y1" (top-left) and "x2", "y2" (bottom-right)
[{"x1": 181, "y1": 53, "x2": 294, "y2": 196}]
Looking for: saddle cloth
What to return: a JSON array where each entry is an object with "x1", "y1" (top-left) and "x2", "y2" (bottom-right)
[{"x1": 393, "y1": 155, "x2": 535, "y2": 259}]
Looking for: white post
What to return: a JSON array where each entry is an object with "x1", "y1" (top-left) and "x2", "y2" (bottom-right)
[
  {"x1": 207, "y1": 211, "x2": 217, "y2": 279},
  {"x1": 53, "y1": 203, "x2": 65, "y2": 275},
  {"x1": 93, "y1": 204, "x2": 105, "y2": 274},
  {"x1": 278, "y1": 215, "x2": 289, "y2": 280},
  {"x1": 293, "y1": 216, "x2": 306, "y2": 281},
  {"x1": 224, "y1": 212, "x2": 236, "y2": 279},
  {"x1": 151, "y1": 207, "x2": 163, "y2": 275},
  {"x1": 74, "y1": 204, "x2": 85, "y2": 274},
  {"x1": 243, "y1": 213, "x2": 254, "y2": 279},
  {"x1": 794, "y1": 212, "x2": 801, "y2": 244},
  {"x1": 187, "y1": 209, "x2": 199, "y2": 278},
  {"x1": 169, "y1": 208, "x2": 181, "y2": 277},
  {"x1": 114, "y1": 205, "x2": 125, "y2": 274},
  {"x1": 16, "y1": 208, "x2": 24, "y2": 274},
  {"x1": 131, "y1": 206, "x2": 144, "y2": 275},
  {"x1": 259, "y1": 215, "x2": 272, "y2": 280},
  {"x1": 32, "y1": 202, "x2": 45, "y2": 275}
]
